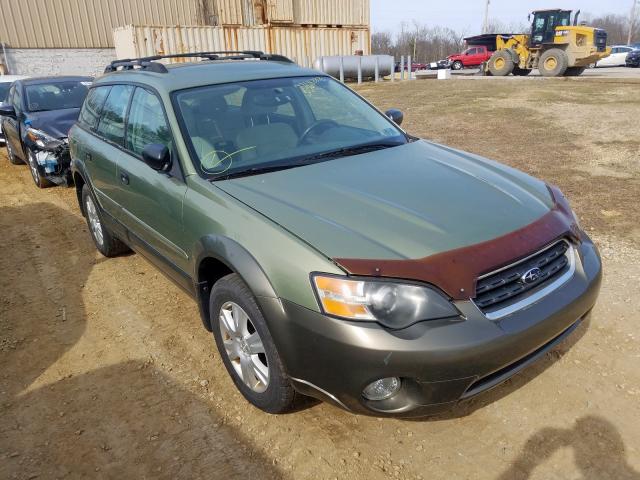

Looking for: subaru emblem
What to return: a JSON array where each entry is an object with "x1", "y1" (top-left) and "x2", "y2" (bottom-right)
[{"x1": 521, "y1": 267, "x2": 542, "y2": 284}]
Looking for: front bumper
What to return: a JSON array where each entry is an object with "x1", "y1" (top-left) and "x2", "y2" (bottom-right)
[
  {"x1": 430, "y1": 59, "x2": 452, "y2": 70},
  {"x1": 31, "y1": 146, "x2": 72, "y2": 186},
  {"x1": 261, "y1": 237, "x2": 601, "y2": 416}
]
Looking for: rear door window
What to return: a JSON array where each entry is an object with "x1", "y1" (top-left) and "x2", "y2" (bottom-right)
[
  {"x1": 96, "y1": 85, "x2": 134, "y2": 146},
  {"x1": 78, "y1": 86, "x2": 111, "y2": 130},
  {"x1": 126, "y1": 88, "x2": 171, "y2": 156}
]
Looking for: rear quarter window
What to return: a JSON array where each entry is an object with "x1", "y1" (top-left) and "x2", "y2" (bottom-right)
[
  {"x1": 95, "y1": 85, "x2": 134, "y2": 145},
  {"x1": 78, "y1": 86, "x2": 111, "y2": 130}
]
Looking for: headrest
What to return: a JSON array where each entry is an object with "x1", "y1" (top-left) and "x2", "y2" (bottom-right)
[
  {"x1": 193, "y1": 94, "x2": 228, "y2": 116},
  {"x1": 241, "y1": 88, "x2": 292, "y2": 115}
]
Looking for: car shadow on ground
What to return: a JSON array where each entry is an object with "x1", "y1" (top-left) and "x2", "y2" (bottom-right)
[
  {"x1": 0, "y1": 203, "x2": 284, "y2": 479},
  {"x1": 495, "y1": 415, "x2": 640, "y2": 479}
]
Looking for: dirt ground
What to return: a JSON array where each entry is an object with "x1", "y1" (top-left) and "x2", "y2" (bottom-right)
[{"x1": 1, "y1": 77, "x2": 639, "y2": 480}]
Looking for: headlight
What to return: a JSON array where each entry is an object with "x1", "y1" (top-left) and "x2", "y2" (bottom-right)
[
  {"x1": 312, "y1": 275, "x2": 459, "y2": 329},
  {"x1": 26, "y1": 127, "x2": 62, "y2": 149}
]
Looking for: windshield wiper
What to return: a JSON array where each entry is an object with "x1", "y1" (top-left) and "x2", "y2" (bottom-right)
[
  {"x1": 211, "y1": 141, "x2": 403, "y2": 181},
  {"x1": 298, "y1": 141, "x2": 403, "y2": 163},
  {"x1": 211, "y1": 163, "x2": 302, "y2": 181}
]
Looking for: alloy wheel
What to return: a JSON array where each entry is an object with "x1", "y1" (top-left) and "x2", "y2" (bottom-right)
[
  {"x1": 85, "y1": 195, "x2": 104, "y2": 247},
  {"x1": 219, "y1": 301, "x2": 269, "y2": 393}
]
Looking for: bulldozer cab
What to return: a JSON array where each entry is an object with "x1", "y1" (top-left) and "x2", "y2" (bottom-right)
[{"x1": 530, "y1": 10, "x2": 572, "y2": 47}]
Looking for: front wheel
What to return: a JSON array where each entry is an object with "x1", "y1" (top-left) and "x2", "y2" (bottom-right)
[
  {"x1": 451, "y1": 60, "x2": 463, "y2": 70},
  {"x1": 210, "y1": 273, "x2": 296, "y2": 414},
  {"x1": 488, "y1": 51, "x2": 515, "y2": 76},
  {"x1": 27, "y1": 150, "x2": 53, "y2": 188}
]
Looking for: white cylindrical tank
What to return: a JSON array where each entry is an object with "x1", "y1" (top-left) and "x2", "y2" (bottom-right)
[{"x1": 314, "y1": 55, "x2": 394, "y2": 80}]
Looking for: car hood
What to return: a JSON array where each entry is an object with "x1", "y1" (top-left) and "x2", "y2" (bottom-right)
[
  {"x1": 217, "y1": 140, "x2": 554, "y2": 261},
  {"x1": 26, "y1": 108, "x2": 80, "y2": 139}
]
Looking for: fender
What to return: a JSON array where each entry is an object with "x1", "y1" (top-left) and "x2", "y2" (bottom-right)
[
  {"x1": 71, "y1": 159, "x2": 92, "y2": 214},
  {"x1": 192, "y1": 235, "x2": 278, "y2": 330}
]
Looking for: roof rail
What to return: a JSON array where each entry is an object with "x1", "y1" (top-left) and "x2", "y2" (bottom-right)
[{"x1": 104, "y1": 51, "x2": 295, "y2": 74}]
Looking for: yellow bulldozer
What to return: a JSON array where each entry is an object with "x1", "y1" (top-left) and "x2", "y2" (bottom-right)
[{"x1": 477, "y1": 9, "x2": 610, "y2": 77}]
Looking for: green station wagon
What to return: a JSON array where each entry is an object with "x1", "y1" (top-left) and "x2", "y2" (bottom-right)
[{"x1": 69, "y1": 51, "x2": 602, "y2": 416}]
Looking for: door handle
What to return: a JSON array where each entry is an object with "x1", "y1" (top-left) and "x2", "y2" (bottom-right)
[
  {"x1": 120, "y1": 172, "x2": 130, "y2": 185},
  {"x1": 85, "y1": 152, "x2": 92, "y2": 162}
]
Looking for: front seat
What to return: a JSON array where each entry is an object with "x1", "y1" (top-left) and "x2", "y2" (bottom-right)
[{"x1": 235, "y1": 89, "x2": 298, "y2": 164}]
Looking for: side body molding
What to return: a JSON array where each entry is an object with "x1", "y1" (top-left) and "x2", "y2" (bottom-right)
[{"x1": 192, "y1": 235, "x2": 279, "y2": 330}]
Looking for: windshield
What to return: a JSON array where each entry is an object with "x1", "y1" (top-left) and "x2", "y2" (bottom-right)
[
  {"x1": 25, "y1": 80, "x2": 90, "y2": 112},
  {"x1": 174, "y1": 76, "x2": 406, "y2": 179},
  {"x1": 0, "y1": 83, "x2": 11, "y2": 103}
]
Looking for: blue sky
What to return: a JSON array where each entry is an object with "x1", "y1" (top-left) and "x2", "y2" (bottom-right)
[{"x1": 371, "y1": 0, "x2": 632, "y2": 34}]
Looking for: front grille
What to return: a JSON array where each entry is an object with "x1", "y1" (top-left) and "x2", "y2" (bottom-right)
[{"x1": 474, "y1": 240, "x2": 571, "y2": 315}]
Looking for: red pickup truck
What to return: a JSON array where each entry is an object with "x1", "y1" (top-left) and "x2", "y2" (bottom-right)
[{"x1": 447, "y1": 46, "x2": 492, "y2": 70}]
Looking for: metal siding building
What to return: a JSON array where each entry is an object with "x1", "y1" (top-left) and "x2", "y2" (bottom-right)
[
  {"x1": 0, "y1": 0, "x2": 214, "y2": 48},
  {"x1": 113, "y1": 25, "x2": 370, "y2": 61},
  {"x1": 0, "y1": 0, "x2": 369, "y2": 48}
]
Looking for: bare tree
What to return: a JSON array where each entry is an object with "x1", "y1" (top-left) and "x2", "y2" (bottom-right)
[
  {"x1": 584, "y1": 12, "x2": 640, "y2": 44},
  {"x1": 628, "y1": 0, "x2": 639, "y2": 44},
  {"x1": 372, "y1": 22, "x2": 466, "y2": 63},
  {"x1": 371, "y1": 9, "x2": 640, "y2": 64}
]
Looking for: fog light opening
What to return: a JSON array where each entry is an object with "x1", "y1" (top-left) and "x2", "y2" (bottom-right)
[{"x1": 362, "y1": 377, "x2": 401, "y2": 401}]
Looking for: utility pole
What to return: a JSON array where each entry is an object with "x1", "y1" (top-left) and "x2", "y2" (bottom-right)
[
  {"x1": 482, "y1": 0, "x2": 491, "y2": 34},
  {"x1": 629, "y1": 0, "x2": 638, "y2": 45}
]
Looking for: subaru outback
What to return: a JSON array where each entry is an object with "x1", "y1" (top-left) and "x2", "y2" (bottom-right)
[{"x1": 69, "y1": 51, "x2": 601, "y2": 416}]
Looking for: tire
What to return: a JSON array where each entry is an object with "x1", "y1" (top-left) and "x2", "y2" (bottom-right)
[
  {"x1": 81, "y1": 184, "x2": 130, "y2": 257},
  {"x1": 488, "y1": 50, "x2": 515, "y2": 76},
  {"x1": 210, "y1": 273, "x2": 296, "y2": 414},
  {"x1": 538, "y1": 49, "x2": 569, "y2": 77},
  {"x1": 513, "y1": 67, "x2": 532, "y2": 76},
  {"x1": 5, "y1": 141, "x2": 24, "y2": 165},
  {"x1": 564, "y1": 66, "x2": 586, "y2": 77},
  {"x1": 451, "y1": 60, "x2": 463, "y2": 70},
  {"x1": 27, "y1": 149, "x2": 53, "y2": 188}
]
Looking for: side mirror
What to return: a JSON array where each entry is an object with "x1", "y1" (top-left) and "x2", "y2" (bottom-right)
[
  {"x1": 142, "y1": 144, "x2": 171, "y2": 171},
  {"x1": 385, "y1": 109, "x2": 404, "y2": 126},
  {"x1": 0, "y1": 103, "x2": 16, "y2": 119}
]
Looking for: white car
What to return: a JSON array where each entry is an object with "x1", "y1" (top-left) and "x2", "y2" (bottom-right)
[
  {"x1": 594, "y1": 45, "x2": 636, "y2": 67},
  {"x1": 0, "y1": 75, "x2": 29, "y2": 144}
]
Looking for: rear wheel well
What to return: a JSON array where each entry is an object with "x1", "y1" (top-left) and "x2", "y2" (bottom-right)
[
  {"x1": 197, "y1": 257, "x2": 234, "y2": 330},
  {"x1": 74, "y1": 172, "x2": 86, "y2": 215}
]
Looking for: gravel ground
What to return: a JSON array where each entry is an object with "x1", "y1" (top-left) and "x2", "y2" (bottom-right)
[{"x1": 1, "y1": 77, "x2": 639, "y2": 479}]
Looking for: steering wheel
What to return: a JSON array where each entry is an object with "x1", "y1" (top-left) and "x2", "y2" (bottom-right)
[{"x1": 298, "y1": 119, "x2": 339, "y2": 145}]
